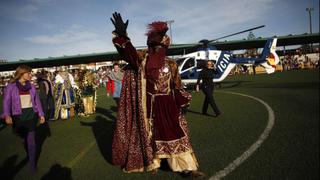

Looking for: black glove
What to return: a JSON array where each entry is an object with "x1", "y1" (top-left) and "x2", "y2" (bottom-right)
[{"x1": 110, "y1": 12, "x2": 129, "y2": 37}]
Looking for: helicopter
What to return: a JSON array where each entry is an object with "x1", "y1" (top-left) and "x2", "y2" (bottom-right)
[
  {"x1": 177, "y1": 38, "x2": 279, "y2": 84},
  {"x1": 174, "y1": 25, "x2": 280, "y2": 85}
]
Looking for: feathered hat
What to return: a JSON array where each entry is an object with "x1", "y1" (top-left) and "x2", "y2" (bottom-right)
[
  {"x1": 146, "y1": 21, "x2": 168, "y2": 47},
  {"x1": 145, "y1": 21, "x2": 169, "y2": 79}
]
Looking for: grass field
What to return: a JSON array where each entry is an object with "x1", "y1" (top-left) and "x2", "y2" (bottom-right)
[{"x1": 0, "y1": 69, "x2": 319, "y2": 180}]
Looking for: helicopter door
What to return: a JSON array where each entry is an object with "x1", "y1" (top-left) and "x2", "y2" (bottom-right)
[{"x1": 180, "y1": 57, "x2": 197, "y2": 79}]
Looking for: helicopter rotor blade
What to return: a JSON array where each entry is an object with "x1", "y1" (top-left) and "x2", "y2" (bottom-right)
[
  {"x1": 207, "y1": 25, "x2": 265, "y2": 43},
  {"x1": 137, "y1": 25, "x2": 265, "y2": 55}
]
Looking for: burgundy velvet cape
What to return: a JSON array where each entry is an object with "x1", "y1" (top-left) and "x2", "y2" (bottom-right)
[{"x1": 111, "y1": 37, "x2": 154, "y2": 172}]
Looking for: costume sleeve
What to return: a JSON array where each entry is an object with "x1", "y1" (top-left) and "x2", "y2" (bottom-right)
[
  {"x1": 1, "y1": 85, "x2": 12, "y2": 119},
  {"x1": 168, "y1": 60, "x2": 192, "y2": 108},
  {"x1": 112, "y1": 36, "x2": 139, "y2": 70},
  {"x1": 174, "y1": 89, "x2": 192, "y2": 108},
  {"x1": 168, "y1": 60, "x2": 182, "y2": 90}
]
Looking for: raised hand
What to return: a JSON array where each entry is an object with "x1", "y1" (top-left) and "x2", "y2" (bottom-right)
[{"x1": 110, "y1": 12, "x2": 129, "y2": 37}]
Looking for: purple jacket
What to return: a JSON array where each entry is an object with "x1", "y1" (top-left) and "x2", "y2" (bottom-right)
[{"x1": 1, "y1": 82, "x2": 44, "y2": 119}]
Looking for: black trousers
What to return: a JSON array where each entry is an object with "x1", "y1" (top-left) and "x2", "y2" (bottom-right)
[{"x1": 202, "y1": 85, "x2": 220, "y2": 115}]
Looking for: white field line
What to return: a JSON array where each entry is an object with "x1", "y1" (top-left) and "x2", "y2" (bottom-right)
[
  {"x1": 67, "y1": 140, "x2": 96, "y2": 168},
  {"x1": 67, "y1": 91, "x2": 275, "y2": 178},
  {"x1": 210, "y1": 91, "x2": 275, "y2": 180}
]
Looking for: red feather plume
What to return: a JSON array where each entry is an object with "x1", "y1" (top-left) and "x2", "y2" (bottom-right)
[{"x1": 146, "y1": 21, "x2": 168, "y2": 36}]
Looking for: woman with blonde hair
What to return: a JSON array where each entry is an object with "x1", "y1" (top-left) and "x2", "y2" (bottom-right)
[{"x1": 1, "y1": 65, "x2": 45, "y2": 173}]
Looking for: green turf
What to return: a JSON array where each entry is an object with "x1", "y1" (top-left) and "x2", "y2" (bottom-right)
[{"x1": 0, "y1": 69, "x2": 318, "y2": 180}]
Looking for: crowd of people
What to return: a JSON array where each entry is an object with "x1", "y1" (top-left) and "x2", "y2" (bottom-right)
[
  {"x1": 0, "y1": 63, "x2": 126, "y2": 174},
  {"x1": 0, "y1": 65, "x2": 124, "y2": 104},
  {"x1": 281, "y1": 50, "x2": 319, "y2": 71}
]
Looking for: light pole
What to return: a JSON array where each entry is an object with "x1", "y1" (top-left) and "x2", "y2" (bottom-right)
[
  {"x1": 306, "y1": 7, "x2": 314, "y2": 51},
  {"x1": 166, "y1": 20, "x2": 174, "y2": 44},
  {"x1": 306, "y1": 7, "x2": 314, "y2": 34}
]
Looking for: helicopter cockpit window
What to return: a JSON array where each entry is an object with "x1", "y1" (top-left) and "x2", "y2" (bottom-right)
[
  {"x1": 176, "y1": 58, "x2": 185, "y2": 66},
  {"x1": 196, "y1": 60, "x2": 207, "y2": 69},
  {"x1": 181, "y1": 58, "x2": 195, "y2": 71}
]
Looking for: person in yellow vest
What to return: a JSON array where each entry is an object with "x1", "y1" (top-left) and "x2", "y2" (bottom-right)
[{"x1": 78, "y1": 67, "x2": 97, "y2": 116}]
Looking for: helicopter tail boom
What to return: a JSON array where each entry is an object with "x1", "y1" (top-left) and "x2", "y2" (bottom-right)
[
  {"x1": 229, "y1": 38, "x2": 279, "y2": 74},
  {"x1": 258, "y1": 38, "x2": 279, "y2": 73}
]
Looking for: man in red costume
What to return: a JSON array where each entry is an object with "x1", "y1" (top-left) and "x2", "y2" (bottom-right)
[{"x1": 110, "y1": 12, "x2": 205, "y2": 178}]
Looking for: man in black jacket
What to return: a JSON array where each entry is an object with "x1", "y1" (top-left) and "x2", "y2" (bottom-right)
[{"x1": 196, "y1": 60, "x2": 221, "y2": 117}]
